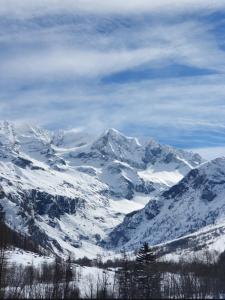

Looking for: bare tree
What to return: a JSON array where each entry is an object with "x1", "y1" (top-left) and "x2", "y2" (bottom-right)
[{"x1": 0, "y1": 211, "x2": 8, "y2": 298}]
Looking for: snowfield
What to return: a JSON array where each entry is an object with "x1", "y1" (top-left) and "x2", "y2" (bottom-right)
[
  {"x1": 7, "y1": 248, "x2": 54, "y2": 267},
  {"x1": 7, "y1": 248, "x2": 116, "y2": 299}
]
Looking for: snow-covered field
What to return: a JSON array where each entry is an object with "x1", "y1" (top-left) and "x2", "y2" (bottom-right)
[
  {"x1": 7, "y1": 248, "x2": 54, "y2": 267},
  {"x1": 6, "y1": 248, "x2": 116, "y2": 299}
]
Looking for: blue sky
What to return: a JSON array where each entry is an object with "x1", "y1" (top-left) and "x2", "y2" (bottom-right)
[{"x1": 1, "y1": 1, "x2": 225, "y2": 158}]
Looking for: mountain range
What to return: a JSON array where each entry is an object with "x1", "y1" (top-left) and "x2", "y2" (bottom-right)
[{"x1": 1, "y1": 120, "x2": 224, "y2": 258}]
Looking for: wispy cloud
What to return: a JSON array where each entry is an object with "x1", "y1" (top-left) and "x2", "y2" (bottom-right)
[
  {"x1": 190, "y1": 146, "x2": 225, "y2": 160},
  {"x1": 0, "y1": 47, "x2": 174, "y2": 80},
  {"x1": 1, "y1": 1, "x2": 225, "y2": 152},
  {"x1": 1, "y1": 18, "x2": 225, "y2": 82},
  {"x1": 1, "y1": 0, "x2": 225, "y2": 17},
  {"x1": 3, "y1": 74, "x2": 225, "y2": 139}
]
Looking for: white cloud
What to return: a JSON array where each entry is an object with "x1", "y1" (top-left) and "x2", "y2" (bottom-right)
[
  {"x1": 0, "y1": 47, "x2": 174, "y2": 80},
  {"x1": 1, "y1": 0, "x2": 225, "y2": 149},
  {"x1": 2, "y1": 73, "x2": 225, "y2": 131},
  {"x1": 190, "y1": 147, "x2": 225, "y2": 161},
  {"x1": 1, "y1": 18, "x2": 225, "y2": 82},
  {"x1": 1, "y1": 0, "x2": 225, "y2": 17}
]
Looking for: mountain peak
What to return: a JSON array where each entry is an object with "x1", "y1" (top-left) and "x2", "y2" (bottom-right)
[
  {"x1": 92, "y1": 128, "x2": 142, "y2": 150},
  {"x1": 89, "y1": 128, "x2": 144, "y2": 167},
  {"x1": 99, "y1": 128, "x2": 141, "y2": 146},
  {"x1": 105, "y1": 128, "x2": 121, "y2": 136},
  {"x1": 103, "y1": 128, "x2": 128, "y2": 141}
]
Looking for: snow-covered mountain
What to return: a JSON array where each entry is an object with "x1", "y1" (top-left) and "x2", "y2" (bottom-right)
[
  {"x1": 108, "y1": 157, "x2": 225, "y2": 254},
  {"x1": 59, "y1": 128, "x2": 202, "y2": 200},
  {"x1": 0, "y1": 121, "x2": 203, "y2": 257}
]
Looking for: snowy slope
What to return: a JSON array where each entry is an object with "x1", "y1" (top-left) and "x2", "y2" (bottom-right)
[
  {"x1": 0, "y1": 121, "x2": 203, "y2": 256},
  {"x1": 155, "y1": 220, "x2": 225, "y2": 262},
  {"x1": 108, "y1": 157, "x2": 225, "y2": 251},
  {"x1": 0, "y1": 159, "x2": 122, "y2": 257},
  {"x1": 7, "y1": 248, "x2": 54, "y2": 267}
]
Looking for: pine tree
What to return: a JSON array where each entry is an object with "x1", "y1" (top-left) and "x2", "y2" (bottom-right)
[
  {"x1": 136, "y1": 242, "x2": 156, "y2": 265},
  {"x1": 0, "y1": 210, "x2": 7, "y2": 299},
  {"x1": 135, "y1": 242, "x2": 161, "y2": 299}
]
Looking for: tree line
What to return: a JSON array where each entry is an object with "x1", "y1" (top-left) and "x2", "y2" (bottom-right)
[
  {"x1": 0, "y1": 210, "x2": 43, "y2": 255},
  {"x1": 1, "y1": 207, "x2": 225, "y2": 299},
  {"x1": 1, "y1": 242, "x2": 225, "y2": 298}
]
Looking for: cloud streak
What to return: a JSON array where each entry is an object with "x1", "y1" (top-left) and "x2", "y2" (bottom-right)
[
  {"x1": 1, "y1": 0, "x2": 225, "y2": 17},
  {"x1": 1, "y1": 18, "x2": 225, "y2": 83},
  {"x1": 0, "y1": 47, "x2": 174, "y2": 80},
  {"x1": 1, "y1": 1, "x2": 225, "y2": 152}
]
